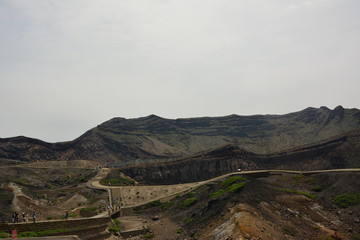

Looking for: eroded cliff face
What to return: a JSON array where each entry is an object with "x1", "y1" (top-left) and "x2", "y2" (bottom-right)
[
  {"x1": 120, "y1": 134, "x2": 356, "y2": 184},
  {"x1": 121, "y1": 146, "x2": 255, "y2": 184}
]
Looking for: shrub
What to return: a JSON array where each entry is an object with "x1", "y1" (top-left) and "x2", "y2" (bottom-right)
[
  {"x1": 108, "y1": 226, "x2": 121, "y2": 233},
  {"x1": 18, "y1": 232, "x2": 38, "y2": 237},
  {"x1": 161, "y1": 201, "x2": 173, "y2": 209},
  {"x1": 78, "y1": 176, "x2": 86, "y2": 182},
  {"x1": 0, "y1": 232, "x2": 9, "y2": 238},
  {"x1": 148, "y1": 200, "x2": 161, "y2": 207},
  {"x1": 183, "y1": 217, "x2": 194, "y2": 224},
  {"x1": 113, "y1": 219, "x2": 121, "y2": 226},
  {"x1": 176, "y1": 229, "x2": 184, "y2": 234},
  {"x1": 312, "y1": 186, "x2": 324, "y2": 192},
  {"x1": 333, "y1": 192, "x2": 360, "y2": 208},
  {"x1": 292, "y1": 175, "x2": 304, "y2": 181},
  {"x1": 282, "y1": 226, "x2": 297, "y2": 236},
  {"x1": 211, "y1": 189, "x2": 225, "y2": 199},
  {"x1": 144, "y1": 233, "x2": 155, "y2": 239},
  {"x1": 187, "y1": 192, "x2": 195, "y2": 197},
  {"x1": 182, "y1": 197, "x2": 198, "y2": 208},
  {"x1": 227, "y1": 182, "x2": 247, "y2": 193}
]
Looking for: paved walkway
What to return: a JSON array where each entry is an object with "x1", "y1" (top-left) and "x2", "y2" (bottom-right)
[{"x1": 3, "y1": 236, "x2": 79, "y2": 240}]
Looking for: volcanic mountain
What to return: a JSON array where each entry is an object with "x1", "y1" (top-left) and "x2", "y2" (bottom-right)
[{"x1": 1, "y1": 106, "x2": 360, "y2": 165}]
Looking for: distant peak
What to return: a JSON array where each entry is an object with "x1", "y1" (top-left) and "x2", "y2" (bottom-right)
[
  {"x1": 320, "y1": 106, "x2": 330, "y2": 110},
  {"x1": 144, "y1": 114, "x2": 163, "y2": 119},
  {"x1": 334, "y1": 105, "x2": 344, "y2": 110}
]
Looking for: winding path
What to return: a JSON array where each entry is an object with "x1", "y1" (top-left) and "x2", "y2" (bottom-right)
[{"x1": 88, "y1": 168, "x2": 360, "y2": 208}]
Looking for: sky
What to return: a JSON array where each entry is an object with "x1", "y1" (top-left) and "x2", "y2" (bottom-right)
[{"x1": 0, "y1": 0, "x2": 359, "y2": 142}]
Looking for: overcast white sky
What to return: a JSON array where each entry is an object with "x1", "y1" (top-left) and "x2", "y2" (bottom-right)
[{"x1": 1, "y1": 0, "x2": 359, "y2": 142}]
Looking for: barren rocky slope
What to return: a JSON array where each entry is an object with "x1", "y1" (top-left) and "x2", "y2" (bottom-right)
[
  {"x1": 0, "y1": 162, "x2": 104, "y2": 223},
  {"x1": 133, "y1": 172, "x2": 360, "y2": 240},
  {"x1": 1, "y1": 106, "x2": 360, "y2": 165}
]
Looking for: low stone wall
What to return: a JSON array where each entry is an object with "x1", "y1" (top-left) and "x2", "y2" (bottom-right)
[{"x1": 0, "y1": 217, "x2": 110, "y2": 236}]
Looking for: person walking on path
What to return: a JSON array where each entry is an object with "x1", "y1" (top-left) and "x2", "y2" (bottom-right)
[
  {"x1": 32, "y1": 212, "x2": 36, "y2": 223},
  {"x1": 15, "y1": 212, "x2": 19, "y2": 223},
  {"x1": 64, "y1": 210, "x2": 69, "y2": 220}
]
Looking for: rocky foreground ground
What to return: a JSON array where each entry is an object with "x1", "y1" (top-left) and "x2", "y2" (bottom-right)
[{"x1": 1, "y1": 160, "x2": 359, "y2": 240}]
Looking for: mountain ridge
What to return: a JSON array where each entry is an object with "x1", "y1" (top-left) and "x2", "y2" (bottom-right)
[{"x1": 1, "y1": 105, "x2": 360, "y2": 165}]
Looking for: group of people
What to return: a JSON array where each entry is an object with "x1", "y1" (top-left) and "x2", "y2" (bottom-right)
[{"x1": 11, "y1": 211, "x2": 36, "y2": 223}]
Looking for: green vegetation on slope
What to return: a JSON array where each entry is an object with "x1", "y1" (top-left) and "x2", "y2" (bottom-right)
[
  {"x1": 209, "y1": 176, "x2": 248, "y2": 200},
  {"x1": 227, "y1": 182, "x2": 247, "y2": 193},
  {"x1": 333, "y1": 192, "x2": 360, "y2": 208},
  {"x1": 181, "y1": 197, "x2": 198, "y2": 208},
  {"x1": 219, "y1": 176, "x2": 246, "y2": 187},
  {"x1": 278, "y1": 188, "x2": 316, "y2": 199},
  {"x1": 18, "y1": 229, "x2": 68, "y2": 238},
  {"x1": 210, "y1": 189, "x2": 225, "y2": 199}
]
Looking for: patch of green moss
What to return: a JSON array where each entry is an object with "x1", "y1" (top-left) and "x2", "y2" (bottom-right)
[
  {"x1": 220, "y1": 176, "x2": 246, "y2": 187},
  {"x1": 108, "y1": 226, "x2": 121, "y2": 233},
  {"x1": 182, "y1": 197, "x2": 198, "y2": 208},
  {"x1": 210, "y1": 189, "x2": 225, "y2": 199},
  {"x1": 312, "y1": 186, "x2": 325, "y2": 192}
]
